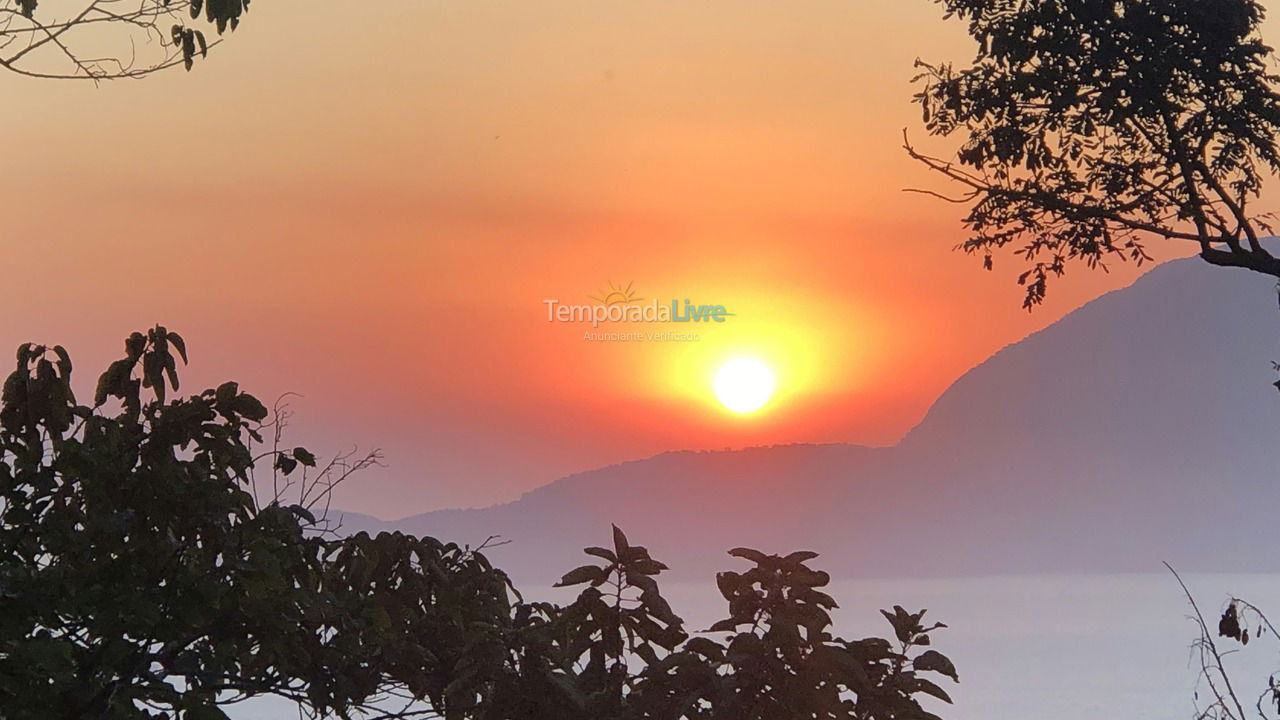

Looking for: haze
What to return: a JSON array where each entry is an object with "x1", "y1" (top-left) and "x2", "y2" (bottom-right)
[{"x1": 7, "y1": 0, "x2": 1274, "y2": 517}]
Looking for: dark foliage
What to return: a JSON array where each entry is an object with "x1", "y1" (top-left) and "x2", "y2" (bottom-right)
[
  {"x1": 0, "y1": 329, "x2": 958, "y2": 719},
  {"x1": 500, "y1": 528, "x2": 957, "y2": 720},
  {"x1": 0, "y1": 328, "x2": 515, "y2": 718},
  {"x1": 908, "y1": 0, "x2": 1280, "y2": 307},
  {"x1": 0, "y1": 0, "x2": 245, "y2": 79}
]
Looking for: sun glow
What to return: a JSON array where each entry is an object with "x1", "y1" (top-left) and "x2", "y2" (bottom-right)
[{"x1": 713, "y1": 357, "x2": 776, "y2": 414}]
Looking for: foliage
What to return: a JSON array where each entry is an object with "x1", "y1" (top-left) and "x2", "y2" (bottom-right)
[
  {"x1": 0, "y1": 327, "x2": 516, "y2": 719},
  {"x1": 0, "y1": 328, "x2": 958, "y2": 719},
  {"x1": 908, "y1": 0, "x2": 1280, "y2": 307},
  {"x1": 0, "y1": 0, "x2": 247, "y2": 79},
  {"x1": 499, "y1": 527, "x2": 958, "y2": 720}
]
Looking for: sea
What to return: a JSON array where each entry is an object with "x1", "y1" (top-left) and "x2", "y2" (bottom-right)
[{"x1": 228, "y1": 573, "x2": 1280, "y2": 719}]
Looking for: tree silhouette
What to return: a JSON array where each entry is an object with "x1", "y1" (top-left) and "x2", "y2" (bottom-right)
[
  {"x1": 0, "y1": 0, "x2": 246, "y2": 79},
  {"x1": 0, "y1": 329, "x2": 958, "y2": 719},
  {"x1": 907, "y1": 0, "x2": 1280, "y2": 307},
  {"x1": 910, "y1": 6, "x2": 1280, "y2": 718},
  {"x1": 497, "y1": 527, "x2": 958, "y2": 720},
  {"x1": 0, "y1": 328, "x2": 518, "y2": 718}
]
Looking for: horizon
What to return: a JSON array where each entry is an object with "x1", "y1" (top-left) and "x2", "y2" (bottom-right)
[
  {"x1": 5, "y1": 0, "x2": 1260, "y2": 518},
  {"x1": 357, "y1": 249, "x2": 1249, "y2": 520}
]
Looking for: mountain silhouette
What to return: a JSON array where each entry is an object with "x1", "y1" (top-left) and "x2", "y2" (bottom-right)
[{"x1": 341, "y1": 256, "x2": 1280, "y2": 581}]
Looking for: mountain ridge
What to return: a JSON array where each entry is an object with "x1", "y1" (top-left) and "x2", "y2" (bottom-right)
[{"x1": 337, "y1": 257, "x2": 1280, "y2": 582}]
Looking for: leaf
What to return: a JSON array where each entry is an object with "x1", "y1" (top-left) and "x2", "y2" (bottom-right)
[
  {"x1": 232, "y1": 393, "x2": 268, "y2": 422},
  {"x1": 641, "y1": 586, "x2": 681, "y2": 626},
  {"x1": 554, "y1": 565, "x2": 606, "y2": 588},
  {"x1": 293, "y1": 447, "x2": 316, "y2": 467},
  {"x1": 287, "y1": 504, "x2": 316, "y2": 525},
  {"x1": 630, "y1": 558, "x2": 667, "y2": 575},
  {"x1": 1220, "y1": 604, "x2": 1242, "y2": 640},
  {"x1": 882, "y1": 605, "x2": 917, "y2": 644},
  {"x1": 583, "y1": 546, "x2": 616, "y2": 563},
  {"x1": 163, "y1": 353, "x2": 180, "y2": 393},
  {"x1": 684, "y1": 636, "x2": 724, "y2": 658},
  {"x1": 791, "y1": 569, "x2": 830, "y2": 587},
  {"x1": 907, "y1": 676, "x2": 954, "y2": 704},
  {"x1": 914, "y1": 649, "x2": 959, "y2": 681},
  {"x1": 275, "y1": 455, "x2": 297, "y2": 476},
  {"x1": 707, "y1": 618, "x2": 738, "y2": 633},
  {"x1": 125, "y1": 331, "x2": 146, "y2": 360},
  {"x1": 626, "y1": 569, "x2": 658, "y2": 595},
  {"x1": 783, "y1": 550, "x2": 820, "y2": 564},
  {"x1": 726, "y1": 631, "x2": 764, "y2": 663},
  {"x1": 612, "y1": 524, "x2": 630, "y2": 556},
  {"x1": 181, "y1": 29, "x2": 195, "y2": 70},
  {"x1": 215, "y1": 381, "x2": 238, "y2": 406},
  {"x1": 51, "y1": 345, "x2": 71, "y2": 378},
  {"x1": 94, "y1": 358, "x2": 133, "y2": 406},
  {"x1": 728, "y1": 547, "x2": 770, "y2": 565},
  {"x1": 168, "y1": 331, "x2": 188, "y2": 363}
]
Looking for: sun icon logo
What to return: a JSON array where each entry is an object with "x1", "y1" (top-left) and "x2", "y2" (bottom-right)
[{"x1": 590, "y1": 281, "x2": 643, "y2": 306}]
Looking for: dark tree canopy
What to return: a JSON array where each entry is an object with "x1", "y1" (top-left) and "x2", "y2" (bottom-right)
[
  {"x1": 0, "y1": 328, "x2": 518, "y2": 718},
  {"x1": 0, "y1": 0, "x2": 246, "y2": 79},
  {"x1": 909, "y1": 0, "x2": 1280, "y2": 307},
  {"x1": 0, "y1": 328, "x2": 959, "y2": 719}
]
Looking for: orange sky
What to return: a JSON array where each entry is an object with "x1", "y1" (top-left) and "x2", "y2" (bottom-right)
[{"x1": 3, "y1": 0, "x2": 1250, "y2": 517}]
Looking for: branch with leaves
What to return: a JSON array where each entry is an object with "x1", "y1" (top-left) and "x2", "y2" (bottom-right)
[
  {"x1": 0, "y1": 327, "x2": 519, "y2": 719},
  {"x1": 1166, "y1": 563, "x2": 1280, "y2": 720},
  {"x1": 908, "y1": 0, "x2": 1280, "y2": 307},
  {"x1": 0, "y1": 0, "x2": 247, "y2": 80},
  {"x1": 504, "y1": 527, "x2": 960, "y2": 720}
]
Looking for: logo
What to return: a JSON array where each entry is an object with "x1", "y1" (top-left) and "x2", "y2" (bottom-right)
[
  {"x1": 543, "y1": 282, "x2": 735, "y2": 328},
  {"x1": 589, "y1": 281, "x2": 643, "y2": 307}
]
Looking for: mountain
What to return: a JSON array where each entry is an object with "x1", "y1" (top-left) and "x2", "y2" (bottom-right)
[{"x1": 338, "y1": 257, "x2": 1280, "y2": 582}]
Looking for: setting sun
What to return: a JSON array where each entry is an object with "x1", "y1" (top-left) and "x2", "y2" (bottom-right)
[{"x1": 713, "y1": 357, "x2": 776, "y2": 414}]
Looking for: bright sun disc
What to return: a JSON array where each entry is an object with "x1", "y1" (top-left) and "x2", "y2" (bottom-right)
[{"x1": 713, "y1": 357, "x2": 776, "y2": 414}]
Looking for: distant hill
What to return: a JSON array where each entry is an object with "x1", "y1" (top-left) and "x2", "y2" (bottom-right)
[{"x1": 337, "y1": 257, "x2": 1280, "y2": 582}]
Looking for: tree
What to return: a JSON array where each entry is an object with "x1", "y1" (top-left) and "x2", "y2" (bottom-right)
[
  {"x1": 0, "y1": 328, "x2": 959, "y2": 719},
  {"x1": 907, "y1": 0, "x2": 1280, "y2": 307},
  {"x1": 908, "y1": 7, "x2": 1280, "y2": 719},
  {"x1": 0, "y1": 327, "x2": 518, "y2": 719},
  {"x1": 0, "y1": 0, "x2": 246, "y2": 79},
  {"x1": 501, "y1": 526, "x2": 959, "y2": 720}
]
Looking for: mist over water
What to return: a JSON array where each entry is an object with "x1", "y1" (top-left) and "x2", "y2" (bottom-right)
[
  {"x1": 223, "y1": 573, "x2": 1280, "y2": 720},
  {"x1": 809, "y1": 573, "x2": 1280, "y2": 720}
]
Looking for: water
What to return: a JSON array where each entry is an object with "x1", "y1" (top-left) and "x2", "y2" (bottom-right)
[{"x1": 227, "y1": 573, "x2": 1280, "y2": 719}]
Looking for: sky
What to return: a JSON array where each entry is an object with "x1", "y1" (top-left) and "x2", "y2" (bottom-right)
[{"x1": 3, "y1": 0, "x2": 1252, "y2": 518}]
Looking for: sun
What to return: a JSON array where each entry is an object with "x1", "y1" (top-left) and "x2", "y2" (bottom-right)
[{"x1": 713, "y1": 357, "x2": 776, "y2": 414}]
